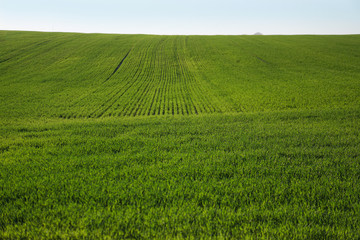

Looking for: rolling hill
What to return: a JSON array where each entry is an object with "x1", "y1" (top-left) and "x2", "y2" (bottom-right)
[
  {"x1": 1, "y1": 31, "x2": 359, "y2": 118},
  {"x1": 1, "y1": 31, "x2": 359, "y2": 239}
]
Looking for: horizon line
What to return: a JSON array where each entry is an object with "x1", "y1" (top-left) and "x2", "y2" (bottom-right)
[{"x1": 1, "y1": 29, "x2": 359, "y2": 36}]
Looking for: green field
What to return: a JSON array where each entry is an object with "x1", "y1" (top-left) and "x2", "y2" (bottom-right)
[{"x1": 1, "y1": 31, "x2": 360, "y2": 239}]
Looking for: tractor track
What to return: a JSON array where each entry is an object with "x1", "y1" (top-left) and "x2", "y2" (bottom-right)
[{"x1": 104, "y1": 50, "x2": 131, "y2": 82}]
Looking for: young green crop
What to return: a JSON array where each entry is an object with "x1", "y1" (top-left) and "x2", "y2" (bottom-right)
[
  {"x1": 0, "y1": 31, "x2": 360, "y2": 239},
  {"x1": 1, "y1": 109, "x2": 360, "y2": 239},
  {"x1": 1, "y1": 31, "x2": 359, "y2": 119}
]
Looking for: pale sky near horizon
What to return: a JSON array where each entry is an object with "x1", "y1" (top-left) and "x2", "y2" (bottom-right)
[{"x1": 1, "y1": 0, "x2": 359, "y2": 35}]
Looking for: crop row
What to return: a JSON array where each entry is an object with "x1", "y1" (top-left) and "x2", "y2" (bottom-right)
[
  {"x1": 2, "y1": 32, "x2": 358, "y2": 119},
  {"x1": 63, "y1": 36, "x2": 226, "y2": 118}
]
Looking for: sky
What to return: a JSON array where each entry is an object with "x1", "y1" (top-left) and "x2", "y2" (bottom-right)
[{"x1": 1, "y1": 0, "x2": 359, "y2": 35}]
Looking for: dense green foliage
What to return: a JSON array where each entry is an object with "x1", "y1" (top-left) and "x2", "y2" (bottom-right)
[{"x1": 1, "y1": 31, "x2": 360, "y2": 238}]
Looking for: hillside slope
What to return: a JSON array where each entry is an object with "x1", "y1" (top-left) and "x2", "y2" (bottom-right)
[
  {"x1": 1, "y1": 31, "x2": 359, "y2": 119},
  {"x1": 1, "y1": 31, "x2": 360, "y2": 239}
]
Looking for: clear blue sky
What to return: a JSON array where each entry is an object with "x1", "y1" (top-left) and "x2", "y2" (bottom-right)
[{"x1": 1, "y1": 0, "x2": 359, "y2": 35}]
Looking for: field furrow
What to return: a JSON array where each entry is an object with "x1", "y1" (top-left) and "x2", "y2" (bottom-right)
[
  {"x1": 51, "y1": 35, "x2": 230, "y2": 117},
  {"x1": 94, "y1": 40, "x2": 154, "y2": 117}
]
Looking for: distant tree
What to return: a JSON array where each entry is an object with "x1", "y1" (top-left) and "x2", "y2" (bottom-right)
[{"x1": 254, "y1": 32, "x2": 263, "y2": 35}]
